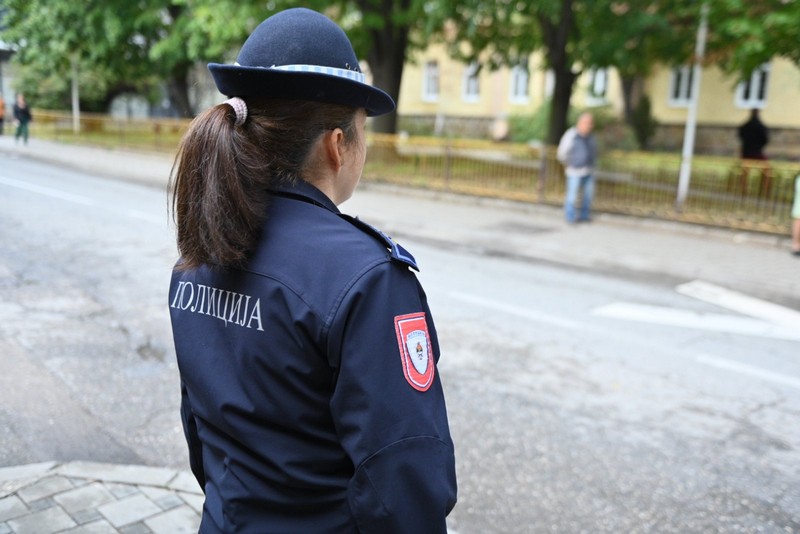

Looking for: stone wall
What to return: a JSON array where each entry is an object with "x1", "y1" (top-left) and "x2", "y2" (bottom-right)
[
  {"x1": 398, "y1": 115, "x2": 494, "y2": 138},
  {"x1": 651, "y1": 123, "x2": 800, "y2": 161},
  {"x1": 397, "y1": 114, "x2": 800, "y2": 162}
]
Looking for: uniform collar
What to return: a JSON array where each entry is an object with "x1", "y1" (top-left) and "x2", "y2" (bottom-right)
[{"x1": 269, "y1": 179, "x2": 340, "y2": 213}]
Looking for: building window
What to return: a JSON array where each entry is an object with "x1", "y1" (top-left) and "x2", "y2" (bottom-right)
[
  {"x1": 668, "y1": 65, "x2": 694, "y2": 107},
  {"x1": 422, "y1": 60, "x2": 439, "y2": 102},
  {"x1": 462, "y1": 62, "x2": 480, "y2": 103},
  {"x1": 510, "y1": 63, "x2": 529, "y2": 104},
  {"x1": 735, "y1": 64, "x2": 769, "y2": 109},
  {"x1": 586, "y1": 67, "x2": 608, "y2": 105}
]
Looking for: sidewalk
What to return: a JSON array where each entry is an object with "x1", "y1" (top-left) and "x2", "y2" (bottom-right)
[
  {"x1": 0, "y1": 462, "x2": 200, "y2": 533},
  {"x1": 0, "y1": 136, "x2": 798, "y2": 532}
]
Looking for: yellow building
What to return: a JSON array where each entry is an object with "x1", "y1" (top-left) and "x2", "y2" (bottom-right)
[{"x1": 396, "y1": 45, "x2": 800, "y2": 159}]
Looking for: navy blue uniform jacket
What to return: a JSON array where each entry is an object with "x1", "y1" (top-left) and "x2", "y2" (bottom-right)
[{"x1": 169, "y1": 180, "x2": 457, "y2": 532}]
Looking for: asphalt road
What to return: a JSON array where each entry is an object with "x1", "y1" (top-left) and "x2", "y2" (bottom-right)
[{"x1": 1, "y1": 154, "x2": 798, "y2": 533}]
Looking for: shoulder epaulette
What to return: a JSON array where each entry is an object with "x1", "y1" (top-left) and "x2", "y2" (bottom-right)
[{"x1": 338, "y1": 214, "x2": 419, "y2": 271}]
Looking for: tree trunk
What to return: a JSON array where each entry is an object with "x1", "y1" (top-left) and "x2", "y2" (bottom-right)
[
  {"x1": 538, "y1": 0, "x2": 577, "y2": 146},
  {"x1": 166, "y1": 63, "x2": 194, "y2": 118},
  {"x1": 361, "y1": 0, "x2": 410, "y2": 134},
  {"x1": 548, "y1": 68, "x2": 576, "y2": 145},
  {"x1": 369, "y1": 49, "x2": 405, "y2": 134},
  {"x1": 620, "y1": 74, "x2": 635, "y2": 125}
]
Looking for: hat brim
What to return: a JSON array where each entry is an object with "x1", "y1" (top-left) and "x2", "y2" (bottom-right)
[{"x1": 208, "y1": 64, "x2": 395, "y2": 117}]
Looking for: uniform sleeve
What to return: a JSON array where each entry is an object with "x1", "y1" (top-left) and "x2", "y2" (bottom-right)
[
  {"x1": 327, "y1": 262, "x2": 457, "y2": 533},
  {"x1": 180, "y1": 381, "x2": 206, "y2": 492}
]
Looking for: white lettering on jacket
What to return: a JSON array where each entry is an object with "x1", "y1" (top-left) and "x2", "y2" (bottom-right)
[{"x1": 170, "y1": 281, "x2": 264, "y2": 332}]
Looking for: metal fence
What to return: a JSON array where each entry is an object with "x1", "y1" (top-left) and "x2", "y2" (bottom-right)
[
  {"x1": 27, "y1": 111, "x2": 799, "y2": 235},
  {"x1": 29, "y1": 110, "x2": 187, "y2": 153},
  {"x1": 365, "y1": 134, "x2": 799, "y2": 235}
]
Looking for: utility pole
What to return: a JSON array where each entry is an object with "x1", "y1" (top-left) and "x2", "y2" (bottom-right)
[
  {"x1": 676, "y1": 3, "x2": 709, "y2": 210},
  {"x1": 71, "y1": 54, "x2": 80, "y2": 134}
]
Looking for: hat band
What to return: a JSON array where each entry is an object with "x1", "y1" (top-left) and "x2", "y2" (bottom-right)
[{"x1": 235, "y1": 62, "x2": 366, "y2": 83}]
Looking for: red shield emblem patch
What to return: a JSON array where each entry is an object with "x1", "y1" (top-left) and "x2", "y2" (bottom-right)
[{"x1": 394, "y1": 312, "x2": 435, "y2": 392}]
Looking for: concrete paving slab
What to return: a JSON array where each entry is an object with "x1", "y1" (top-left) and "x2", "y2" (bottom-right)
[
  {"x1": 144, "y1": 505, "x2": 201, "y2": 533},
  {"x1": 53, "y1": 483, "x2": 115, "y2": 514},
  {"x1": 97, "y1": 494, "x2": 161, "y2": 528},
  {"x1": 16, "y1": 476, "x2": 73, "y2": 504},
  {"x1": 0, "y1": 463, "x2": 57, "y2": 484},
  {"x1": 57, "y1": 462, "x2": 177, "y2": 488},
  {"x1": 7, "y1": 505, "x2": 76, "y2": 534},
  {"x1": 61, "y1": 520, "x2": 118, "y2": 533},
  {"x1": 0, "y1": 496, "x2": 28, "y2": 523},
  {"x1": 166, "y1": 470, "x2": 202, "y2": 494}
]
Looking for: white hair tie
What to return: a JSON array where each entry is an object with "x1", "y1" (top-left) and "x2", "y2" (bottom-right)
[{"x1": 224, "y1": 97, "x2": 248, "y2": 126}]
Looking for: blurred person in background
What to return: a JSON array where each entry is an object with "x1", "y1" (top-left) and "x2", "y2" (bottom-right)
[
  {"x1": 13, "y1": 93, "x2": 32, "y2": 145},
  {"x1": 792, "y1": 174, "x2": 800, "y2": 257},
  {"x1": 0, "y1": 94, "x2": 5, "y2": 135},
  {"x1": 558, "y1": 112, "x2": 597, "y2": 223}
]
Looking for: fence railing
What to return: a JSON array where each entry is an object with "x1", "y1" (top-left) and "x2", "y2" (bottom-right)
[
  {"x1": 29, "y1": 110, "x2": 188, "y2": 153},
  {"x1": 365, "y1": 134, "x2": 798, "y2": 235},
  {"x1": 27, "y1": 111, "x2": 799, "y2": 235}
]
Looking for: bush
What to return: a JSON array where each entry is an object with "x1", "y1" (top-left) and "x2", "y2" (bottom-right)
[
  {"x1": 509, "y1": 102, "x2": 618, "y2": 144},
  {"x1": 509, "y1": 101, "x2": 552, "y2": 143}
]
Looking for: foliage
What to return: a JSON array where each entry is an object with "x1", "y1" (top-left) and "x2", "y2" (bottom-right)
[
  {"x1": 509, "y1": 101, "x2": 620, "y2": 144},
  {"x1": 1, "y1": 1, "x2": 155, "y2": 110},
  {"x1": 706, "y1": 0, "x2": 800, "y2": 77},
  {"x1": 3, "y1": 0, "x2": 800, "y2": 126},
  {"x1": 509, "y1": 101, "x2": 555, "y2": 144}
]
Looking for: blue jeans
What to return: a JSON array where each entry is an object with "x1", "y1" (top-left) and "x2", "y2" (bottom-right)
[{"x1": 564, "y1": 173, "x2": 595, "y2": 222}]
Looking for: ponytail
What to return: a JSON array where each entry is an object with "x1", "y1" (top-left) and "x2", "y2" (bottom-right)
[
  {"x1": 169, "y1": 99, "x2": 359, "y2": 271},
  {"x1": 170, "y1": 103, "x2": 267, "y2": 270}
]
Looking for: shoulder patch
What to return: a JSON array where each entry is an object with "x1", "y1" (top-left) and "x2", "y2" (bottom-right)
[
  {"x1": 394, "y1": 312, "x2": 435, "y2": 392},
  {"x1": 339, "y1": 214, "x2": 418, "y2": 271}
]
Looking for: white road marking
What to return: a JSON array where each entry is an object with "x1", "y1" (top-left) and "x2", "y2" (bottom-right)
[
  {"x1": 677, "y1": 280, "x2": 800, "y2": 328},
  {"x1": 592, "y1": 302, "x2": 800, "y2": 341},
  {"x1": 697, "y1": 354, "x2": 800, "y2": 390},
  {"x1": 449, "y1": 291, "x2": 585, "y2": 330},
  {"x1": 0, "y1": 176, "x2": 163, "y2": 224},
  {"x1": 0, "y1": 175, "x2": 93, "y2": 205}
]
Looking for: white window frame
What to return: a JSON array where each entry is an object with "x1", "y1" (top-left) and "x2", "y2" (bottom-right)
[
  {"x1": 422, "y1": 60, "x2": 439, "y2": 102},
  {"x1": 509, "y1": 64, "x2": 530, "y2": 104},
  {"x1": 586, "y1": 67, "x2": 609, "y2": 106},
  {"x1": 461, "y1": 61, "x2": 480, "y2": 103},
  {"x1": 735, "y1": 64, "x2": 770, "y2": 109},
  {"x1": 668, "y1": 65, "x2": 694, "y2": 107}
]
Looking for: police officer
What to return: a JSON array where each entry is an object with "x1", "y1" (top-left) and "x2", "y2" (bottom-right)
[{"x1": 168, "y1": 8, "x2": 457, "y2": 533}]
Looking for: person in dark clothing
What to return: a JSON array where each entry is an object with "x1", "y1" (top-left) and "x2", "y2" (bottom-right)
[
  {"x1": 13, "y1": 93, "x2": 32, "y2": 145},
  {"x1": 168, "y1": 8, "x2": 457, "y2": 533},
  {"x1": 738, "y1": 108, "x2": 769, "y2": 160},
  {"x1": 0, "y1": 95, "x2": 5, "y2": 135}
]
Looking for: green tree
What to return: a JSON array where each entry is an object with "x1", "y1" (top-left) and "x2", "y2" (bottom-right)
[
  {"x1": 1, "y1": 1, "x2": 159, "y2": 111},
  {"x1": 707, "y1": 0, "x2": 800, "y2": 75},
  {"x1": 0, "y1": 0, "x2": 270, "y2": 116}
]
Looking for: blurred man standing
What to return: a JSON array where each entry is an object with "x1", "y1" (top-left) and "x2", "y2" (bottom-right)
[
  {"x1": 558, "y1": 112, "x2": 597, "y2": 223},
  {"x1": 13, "y1": 93, "x2": 32, "y2": 145}
]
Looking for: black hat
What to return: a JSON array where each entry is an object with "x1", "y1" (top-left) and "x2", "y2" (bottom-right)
[{"x1": 208, "y1": 8, "x2": 395, "y2": 117}]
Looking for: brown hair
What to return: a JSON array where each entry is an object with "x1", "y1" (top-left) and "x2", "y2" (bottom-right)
[{"x1": 169, "y1": 98, "x2": 359, "y2": 270}]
